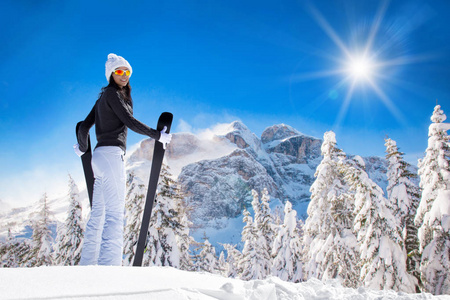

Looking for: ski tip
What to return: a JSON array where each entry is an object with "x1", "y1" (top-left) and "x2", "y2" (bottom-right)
[
  {"x1": 160, "y1": 112, "x2": 173, "y2": 118},
  {"x1": 157, "y1": 112, "x2": 173, "y2": 132}
]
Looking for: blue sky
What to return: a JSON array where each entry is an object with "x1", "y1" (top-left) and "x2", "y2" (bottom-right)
[{"x1": 1, "y1": 0, "x2": 450, "y2": 207}]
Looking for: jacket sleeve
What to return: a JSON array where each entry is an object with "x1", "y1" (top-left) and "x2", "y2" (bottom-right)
[
  {"x1": 106, "y1": 89, "x2": 161, "y2": 140},
  {"x1": 77, "y1": 103, "x2": 96, "y2": 152}
]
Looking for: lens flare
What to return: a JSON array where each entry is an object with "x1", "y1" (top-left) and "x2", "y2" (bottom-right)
[{"x1": 293, "y1": 1, "x2": 429, "y2": 128}]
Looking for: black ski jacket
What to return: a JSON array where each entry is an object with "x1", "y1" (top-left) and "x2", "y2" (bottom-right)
[{"x1": 77, "y1": 86, "x2": 160, "y2": 153}]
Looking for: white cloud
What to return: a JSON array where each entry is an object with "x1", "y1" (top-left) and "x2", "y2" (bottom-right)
[
  {"x1": 0, "y1": 160, "x2": 85, "y2": 210},
  {"x1": 174, "y1": 112, "x2": 242, "y2": 140},
  {"x1": 195, "y1": 123, "x2": 235, "y2": 140},
  {"x1": 176, "y1": 119, "x2": 193, "y2": 133}
]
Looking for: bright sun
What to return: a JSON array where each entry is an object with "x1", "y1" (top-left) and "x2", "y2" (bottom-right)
[
  {"x1": 347, "y1": 55, "x2": 374, "y2": 80},
  {"x1": 298, "y1": 1, "x2": 416, "y2": 127}
]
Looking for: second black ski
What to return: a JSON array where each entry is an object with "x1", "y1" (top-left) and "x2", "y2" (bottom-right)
[{"x1": 133, "y1": 112, "x2": 173, "y2": 266}]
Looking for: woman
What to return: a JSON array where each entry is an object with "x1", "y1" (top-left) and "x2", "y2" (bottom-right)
[{"x1": 74, "y1": 53, "x2": 172, "y2": 265}]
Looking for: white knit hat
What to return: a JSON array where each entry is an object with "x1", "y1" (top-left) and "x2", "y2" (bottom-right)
[{"x1": 105, "y1": 53, "x2": 132, "y2": 82}]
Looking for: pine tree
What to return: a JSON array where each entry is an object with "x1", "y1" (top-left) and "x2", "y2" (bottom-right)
[
  {"x1": 415, "y1": 105, "x2": 450, "y2": 295},
  {"x1": 304, "y1": 131, "x2": 338, "y2": 279},
  {"x1": 3, "y1": 235, "x2": 33, "y2": 268},
  {"x1": 346, "y1": 156, "x2": 416, "y2": 293},
  {"x1": 54, "y1": 175, "x2": 84, "y2": 266},
  {"x1": 239, "y1": 208, "x2": 256, "y2": 280},
  {"x1": 0, "y1": 233, "x2": 8, "y2": 267},
  {"x1": 257, "y1": 188, "x2": 275, "y2": 254},
  {"x1": 123, "y1": 171, "x2": 146, "y2": 266},
  {"x1": 385, "y1": 137, "x2": 421, "y2": 290},
  {"x1": 272, "y1": 201, "x2": 303, "y2": 282},
  {"x1": 303, "y1": 131, "x2": 359, "y2": 287},
  {"x1": 177, "y1": 212, "x2": 195, "y2": 271},
  {"x1": 195, "y1": 239, "x2": 218, "y2": 273},
  {"x1": 143, "y1": 165, "x2": 193, "y2": 269},
  {"x1": 218, "y1": 251, "x2": 227, "y2": 276},
  {"x1": 238, "y1": 208, "x2": 269, "y2": 280},
  {"x1": 143, "y1": 179, "x2": 177, "y2": 266},
  {"x1": 222, "y1": 243, "x2": 243, "y2": 278},
  {"x1": 143, "y1": 225, "x2": 163, "y2": 267},
  {"x1": 0, "y1": 229, "x2": 15, "y2": 267},
  {"x1": 31, "y1": 193, "x2": 54, "y2": 267},
  {"x1": 170, "y1": 166, "x2": 195, "y2": 271},
  {"x1": 250, "y1": 189, "x2": 272, "y2": 278}
]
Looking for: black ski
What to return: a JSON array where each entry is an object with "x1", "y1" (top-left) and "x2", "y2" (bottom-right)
[
  {"x1": 133, "y1": 112, "x2": 173, "y2": 266},
  {"x1": 76, "y1": 122, "x2": 94, "y2": 208}
]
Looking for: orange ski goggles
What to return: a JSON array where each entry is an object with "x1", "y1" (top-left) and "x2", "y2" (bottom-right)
[{"x1": 114, "y1": 69, "x2": 131, "y2": 76}]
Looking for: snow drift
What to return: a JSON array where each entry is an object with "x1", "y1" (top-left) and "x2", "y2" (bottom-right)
[{"x1": 0, "y1": 266, "x2": 446, "y2": 300}]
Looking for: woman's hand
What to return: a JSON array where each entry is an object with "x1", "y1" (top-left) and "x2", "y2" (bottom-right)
[
  {"x1": 158, "y1": 126, "x2": 172, "y2": 150},
  {"x1": 73, "y1": 143, "x2": 85, "y2": 157}
]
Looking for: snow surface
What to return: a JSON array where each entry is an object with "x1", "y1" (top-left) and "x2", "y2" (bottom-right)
[{"x1": 0, "y1": 266, "x2": 447, "y2": 300}]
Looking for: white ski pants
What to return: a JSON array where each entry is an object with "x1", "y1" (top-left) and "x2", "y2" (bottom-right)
[{"x1": 80, "y1": 146, "x2": 126, "y2": 266}]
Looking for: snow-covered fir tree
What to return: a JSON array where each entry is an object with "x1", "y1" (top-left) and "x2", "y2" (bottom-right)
[
  {"x1": 249, "y1": 189, "x2": 272, "y2": 278},
  {"x1": 54, "y1": 175, "x2": 84, "y2": 266},
  {"x1": 218, "y1": 251, "x2": 227, "y2": 276},
  {"x1": 162, "y1": 164, "x2": 195, "y2": 270},
  {"x1": 272, "y1": 201, "x2": 303, "y2": 282},
  {"x1": 238, "y1": 208, "x2": 257, "y2": 280},
  {"x1": 169, "y1": 167, "x2": 195, "y2": 271},
  {"x1": 385, "y1": 137, "x2": 421, "y2": 290},
  {"x1": 176, "y1": 212, "x2": 195, "y2": 271},
  {"x1": 239, "y1": 207, "x2": 271, "y2": 280},
  {"x1": 1, "y1": 231, "x2": 33, "y2": 268},
  {"x1": 194, "y1": 238, "x2": 218, "y2": 273},
  {"x1": 253, "y1": 189, "x2": 275, "y2": 253},
  {"x1": 415, "y1": 105, "x2": 450, "y2": 295},
  {"x1": 222, "y1": 243, "x2": 243, "y2": 278},
  {"x1": 143, "y1": 225, "x2": 163, "y2": 267},
  {"x1": 31, "y1": 193, "x2": 54, "y2": 267},
  {"x1": 0, "y1": 229, "x2": 16, "y2": 267},
  {"x1": 143, "y1": 165, "x2": 193, "y2": 269},
  {"x1": 0, "y1": 234, "x2": 8, "y2": 267},
  {"x1": 303, "y1": 131, "x2": 360, "y2": 287},
  {"x1": 346, "y1": 156, "x2": 416, "y2": 293},
  {"x1": 16, "y1": 239, "x2": 33, "y2": 267},
  {"x1": 123, "y1": 171, "x2": 146, "y2": 266},
  {"x1": 304, "y1": 131, "x2": 338, "y2": 278}
]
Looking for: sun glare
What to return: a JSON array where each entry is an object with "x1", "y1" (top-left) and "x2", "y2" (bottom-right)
[
  {"x1": 347, "y1": 55, "x2": 374, "y2": 80},
  {"x1": 301, "y1": 1, "x2": 414, "y2": 127}
]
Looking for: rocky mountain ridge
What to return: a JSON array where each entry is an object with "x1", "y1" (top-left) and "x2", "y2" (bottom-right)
[
  {"x1": 128, "y1": 121, "x2": 390, "y2": 229},
  {"x1": 1, "y1": 121, "x2": 394, "y2": 245}
]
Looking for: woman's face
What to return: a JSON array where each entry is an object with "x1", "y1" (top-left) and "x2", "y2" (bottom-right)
[{"x1": 112, "y1": 67, "x2": 130, "y2": 87}]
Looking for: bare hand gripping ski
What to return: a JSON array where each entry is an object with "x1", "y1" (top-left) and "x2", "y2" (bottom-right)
[{"x1": 133, "y1": 112, "x2": 173, "y2": 266}]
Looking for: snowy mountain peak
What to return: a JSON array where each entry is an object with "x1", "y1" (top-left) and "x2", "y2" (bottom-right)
[
  {"x1": 223, "y1": 121, "x2": 262, "y2": 151},
  {"x1": 196, "y1": 121, "x2": 249, "y2": 139},
  {"x1": 228, "y1": 120, "x2": 249, "y2": 132},
  {"x1": 261, "y1": 124, "x2": 303, "y2": 144}
]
